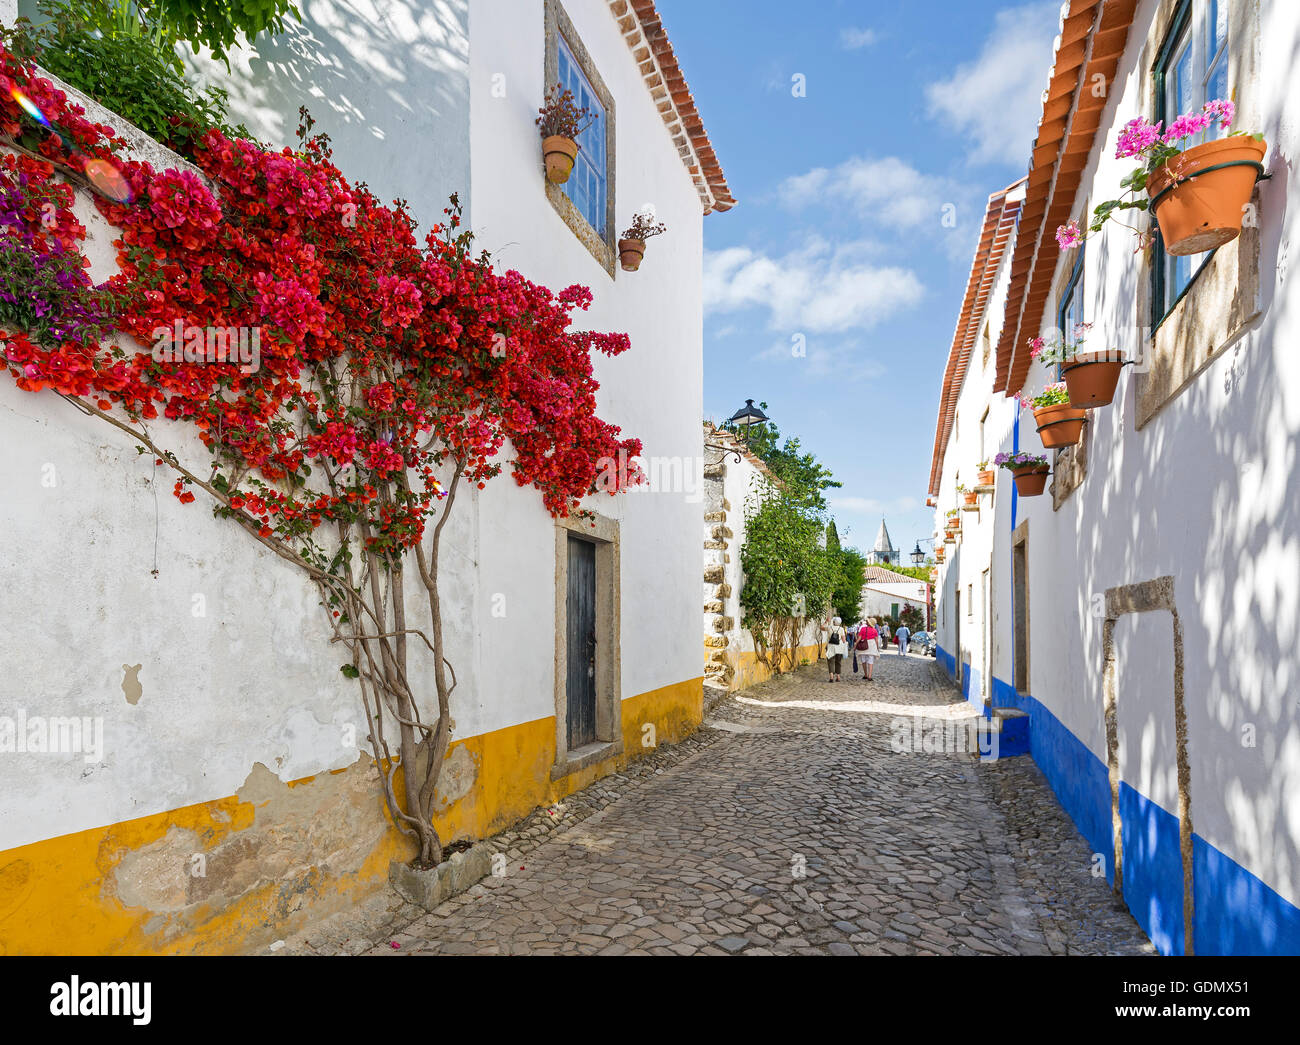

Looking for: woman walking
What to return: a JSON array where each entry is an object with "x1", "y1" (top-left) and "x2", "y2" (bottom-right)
[
  {"x1": 826, "y1": 616, "x2": 848, "y2": 682},
  {"x1": 855, "y1": 618, "x2": 881, "y2": 682}
]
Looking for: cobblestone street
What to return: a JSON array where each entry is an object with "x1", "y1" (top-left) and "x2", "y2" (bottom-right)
[{"x1": 289, "y1": 653, "x2": 1154, "y2": 956}]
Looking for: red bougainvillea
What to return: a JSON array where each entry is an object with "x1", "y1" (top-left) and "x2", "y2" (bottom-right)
[{"x1": 0, "y1": 49, "x2": 642, "y2": 558}]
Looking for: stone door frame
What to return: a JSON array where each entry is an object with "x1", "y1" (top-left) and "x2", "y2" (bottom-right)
[{"x1": 1101, "y1": 575, "x2": 1193, "y2": 955}]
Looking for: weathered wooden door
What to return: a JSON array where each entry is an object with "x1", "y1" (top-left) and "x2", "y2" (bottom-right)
[{"x1": 566, "y1": 536, "x2": 597, "y2": 749}]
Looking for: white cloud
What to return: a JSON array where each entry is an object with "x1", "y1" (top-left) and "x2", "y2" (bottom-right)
[
  {"x1": 776, "y1": 156, "x2": 963, "y2": 232},
  {"x1": 925, "y1": 1, "x2": 1062, "y2": 166},
  {"x1": 703, "y1": 239, "x2": 924, "y2": 335},
  {"x1": 839, "y1": 27, "x2": 879, "y2": 50},
  {"x1": 750, "y1": 336, "x2": 886, "y2": 385}
]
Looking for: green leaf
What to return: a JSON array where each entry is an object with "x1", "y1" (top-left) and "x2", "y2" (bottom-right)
[{"x1": 339, "y1": 663, "x2": 360, "y2": 679}]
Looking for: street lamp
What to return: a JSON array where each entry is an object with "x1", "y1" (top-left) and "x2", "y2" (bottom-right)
[
  {"x1": 707, "y1": 399, "x2": 770, "y2": 462},
  {"x1": 910, "y1": 542, "x2": 925, "y2": 565}
]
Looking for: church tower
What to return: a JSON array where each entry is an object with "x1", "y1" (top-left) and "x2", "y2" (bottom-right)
[{"x1": 867, "y1": 518, "x2": 899, "y2": 566}]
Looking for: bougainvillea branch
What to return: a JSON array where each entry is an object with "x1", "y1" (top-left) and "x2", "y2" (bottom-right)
[{"x1": 0, "y1": 50, "x2": 642, "y2": 865}]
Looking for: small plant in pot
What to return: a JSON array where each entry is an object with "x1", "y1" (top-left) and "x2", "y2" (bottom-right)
[
  {"x1": 1055, "y1": 98, "x2": 1265, "y2": 258},
  {"x1": 1020, "y1": 382, "x2": 1085, "y2": 449},
  {"x1": 618, "y1": 212, "x2": 667, "y2": 272},
  {"x1": 536, "y1": 83, "x2": 594, "y2": 184},
  {"x1": 957, "y1": 482, "x2": 977, "y2": 508},
  {"x1": 994, "y1": 451, "x2": 1050, "y2": 497},
  {"x1": 1029, "y1": 322, "x2": 1128, "y2": 408},
  {"x1": 976, "y1": 460, "x2": 995, "y2": 488}
]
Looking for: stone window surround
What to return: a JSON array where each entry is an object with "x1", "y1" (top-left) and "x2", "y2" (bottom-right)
[
  {"x1": 1101, "y1": 575, "x2": 1193, "y2": 955},
  {"x1": 551, "y1": 513, "x2": 623, "y2": 778},
  {"x1": 1049, "y1": 236, "x2": 1089, "y2": 509},
  {"x1": 544, "y1": 0, "x2": 618, "y2": 278},
  {"x1": 1132, "y1": 0, "x2": 1264, "y2": 429}
]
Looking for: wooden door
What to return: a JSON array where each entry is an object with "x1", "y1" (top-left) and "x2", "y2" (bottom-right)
[{"x1": 566, "y1": 536, "x2": 597, "y2": 749}]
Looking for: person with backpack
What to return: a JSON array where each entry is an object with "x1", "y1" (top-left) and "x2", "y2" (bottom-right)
[
  {"x1": 825, "y1": 616, "x2": 848, "y2": 682},
  {"x1": 855, "y1": 618, "x2": 881, "y2": 682}
]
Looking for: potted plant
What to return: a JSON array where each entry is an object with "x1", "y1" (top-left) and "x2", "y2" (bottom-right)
[
  {"x1": 957, "y1": 482, "x2": 977, "y2": 508},
  {"x1": 536, "y1": 84, "x2": 594, "y2": 185},
  {"x1": 1029, "y1": 322, "x2": 1128, "y2": 408},
  {"x1": 976, "y1": 460, "x2": 995, "y2": 488},
  {"x1": 1056, "y1": 99, "x2": 1265, "y2": 257},
  {"x1": 994, "y1": 451, "x2": 1050, "y2": 497},
  {"x1": 1021, "y1": 382, "x2": 1085, "y2": 449},
  {"x1": 618, "y1": 212, "x2": 667, "y2": 272}
]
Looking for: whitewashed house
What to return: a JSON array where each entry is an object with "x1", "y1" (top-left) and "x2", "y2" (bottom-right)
[
  {"x1": 929, "y1": 0, "x2": 1300, "y2": 955},
  {"x1": 857, "y1": 566, "x2": 930, "y2": 626},
  {"x1": 0, "y1": 0, "x2": 732, "y2": 954}
]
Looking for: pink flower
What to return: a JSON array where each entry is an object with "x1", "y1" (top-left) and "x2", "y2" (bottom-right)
[
  {"x1": 1028, "y1": 336, "x2": 1045, "y2": 360},
  {"x1": 1203, "y1": 98, "x2": 1235, "y2": 130},
  {"x1": 1164, "y1": 112, "x2": 1213, "y2": 143},
  {"x1": 1056, "y1": 220, "x2": 1083, "y2": 251},
  {"x1": 1116, "y1": 117, "x2": 1162, "y2": 159}
]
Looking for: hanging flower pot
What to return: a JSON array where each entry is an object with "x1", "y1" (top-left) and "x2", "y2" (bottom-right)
[
  {"x1": 1063, "y1": 351, "x2": 1128, "y2": 408},
  {"x1": 1023, "y1": 383, "x2": 1084, "y2": 448},
  {"x1": 618, "y1": 238, "x2": 644, "y2": 271},
  {"x1": 542, "y1": 135, "x2": 579, "y2": 184},
  {"x1": 1053, "y1": 102, "x2": 1264, "y2": 258},
  {"x1": 1147, "y1": 135, "x2": 1267, "y2": 256},
  {"x1": 617, "y1": 212, "x2": 667, "y2": 273},
  {"x1": 537, "y1": 83, "x2": 594, "y2": 185},
  {"x1": 994, "y1": 451, "x2": 1050, "y2": 498},
  {"x1": 1013, "y1": 465, "x2": 1050, "y2": 497}
]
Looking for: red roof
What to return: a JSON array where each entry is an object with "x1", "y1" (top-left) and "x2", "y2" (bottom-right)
[
  {"x1": 993, "y1": 0, "x2": 1139, "y2": 395},
  {"x1": 609, "y1": 0, "x2": 736, "y2": 214},
  {"x1": 927, "y1": 179, "x2": 1026, "y2": 496}
]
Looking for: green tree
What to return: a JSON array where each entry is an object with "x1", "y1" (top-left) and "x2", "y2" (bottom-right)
[
  {"x1": 883, "y1": 562, "x2": 935, "y2": 583},
  {"x1": 831, "y1": 546, "x2": 865, "y2": 623}
]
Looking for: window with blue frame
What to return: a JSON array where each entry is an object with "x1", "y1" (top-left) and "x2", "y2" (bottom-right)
[
  {"x1": 1152, "y1": 0, "x2": 1230, "y2": 325},
  {"x1": 557, "y1": 35, "x2": 607, "y2": 236}
]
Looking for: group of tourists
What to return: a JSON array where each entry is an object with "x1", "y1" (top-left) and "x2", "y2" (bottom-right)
[{"x1": 824, "y1": 616, "x2": 912, "y2": 683}]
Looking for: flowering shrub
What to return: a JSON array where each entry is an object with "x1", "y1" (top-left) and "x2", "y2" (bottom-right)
[
  {"x1": 0, "y1": 50, "x2": 642, "y2": 865},
  {"x1": 536, "y1": 83, "x2": 594, "y2": 140},
  {"x1": 993, "y1": 450, "x2": 1048, "y2": 471},
  {"x1": 1056, "y1": 99, "x2": 1260, "y2": 249},
  {"x1": 1027, "y1": 321, "x2": 1093, "y2": 367}
]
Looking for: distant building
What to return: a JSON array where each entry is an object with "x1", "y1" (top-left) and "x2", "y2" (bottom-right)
[
  {"x1": 858, "y1": 566, "x2": 929, "y2": 625},
  {"x1": 865, "y1": 518, "x2": 899, "y2": 565}
]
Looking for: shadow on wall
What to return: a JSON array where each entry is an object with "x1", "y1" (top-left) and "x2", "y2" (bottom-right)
[
  {"x1": 184, "y1": 0, "x2": 471, "y2": 232},
  {"x1": 1070, "y1": 145, "x2": 1299, "y2": 953}
]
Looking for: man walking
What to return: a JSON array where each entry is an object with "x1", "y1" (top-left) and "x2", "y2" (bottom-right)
[{"x1": 896, "y1": 622, "x2": 911, "y2": 656}]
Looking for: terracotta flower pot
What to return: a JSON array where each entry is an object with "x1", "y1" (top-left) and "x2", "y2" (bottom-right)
[
  {"x1": 543, "y1": 135, "x2": 578, "y2": 184},
  {"x1": 618, "y1": 238, "x2": 645, "y2": 272},
  {"x1": 1147, "y1": 136, "x2": 1267, "y2": 256},
  {"x1": 978, "y1": 470, "x2": 995, "y2": 487},
  {"x1": 1034, "y1": 402, "x2": 1086, "y2": 448},
  {"x1": 963, "y1": 491, "x2": 977, "y2": 506},
  {"x1": 1063, "y1": 351, "x2": 1126, "y2": 408},
  {"x1": 1012, "y1": 465, "x2": 1050, "y2": 497}
]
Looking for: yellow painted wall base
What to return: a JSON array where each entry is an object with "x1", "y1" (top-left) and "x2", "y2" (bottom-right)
[
  {"x1": 714, "y1": 642, "x2": 823, "y2": 692},
  {"x1": 0, "y1": 676, "x2": 703, "y2": 956}
]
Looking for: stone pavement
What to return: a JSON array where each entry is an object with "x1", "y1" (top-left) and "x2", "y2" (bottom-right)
[{"x1": 282, "y1": 652, "x2": 1153, "y2": 956}]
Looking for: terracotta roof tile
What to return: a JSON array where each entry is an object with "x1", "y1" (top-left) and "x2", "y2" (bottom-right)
[
  {"x1": 610, "y1": 0, "x2": 735, "y2": 214},
  {"x1": 927, "y1": 179, "x2": 1027, "y2": 496},
  {"x1": 993, "y1": 0, "x2": 1139, "y2": 397}
]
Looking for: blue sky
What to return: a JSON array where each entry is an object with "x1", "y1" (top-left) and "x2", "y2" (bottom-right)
[{"x1": 658, "y1": 0, "x2": 1063, "y2": 558}]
